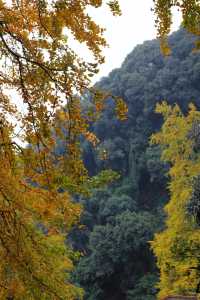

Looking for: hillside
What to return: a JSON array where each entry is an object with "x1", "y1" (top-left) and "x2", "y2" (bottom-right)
[{"x1": 71, "y1": 28, "x2": 200, "y2": 300}]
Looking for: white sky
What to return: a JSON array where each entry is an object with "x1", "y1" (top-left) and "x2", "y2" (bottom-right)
[
  {"x1": 4, "y1": 0, "x2": 182, "y2": 143},
  {"x1": 69, "y1": 0, "x2": 182, "y2": 83}
]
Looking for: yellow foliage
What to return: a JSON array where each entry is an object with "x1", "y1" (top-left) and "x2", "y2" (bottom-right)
[
  {"x1": 0, "y1": 0, "x2": 121, "y2": 298},
  {"x1": 153, "y1": 0, "x2": 200, "y2": 54},
  {"x1": 151, "y1": 102, "x2": 200, "y2": 299},
  {"x1": 84, "y1": 131, "x2": 100, "y2": 146},
  {"x1": 115, "y1": 97, "x2": 128, "y2": 121}
]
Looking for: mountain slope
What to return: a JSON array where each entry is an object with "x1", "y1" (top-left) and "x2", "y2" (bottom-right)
[{"x1": 71, "y1": 28, "x2": 200, "y2": 300}]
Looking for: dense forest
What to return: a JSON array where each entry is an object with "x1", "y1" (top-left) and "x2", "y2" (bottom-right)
[
  {"x1": 1, "y1": 0, "x2": 200, "y2": 299},
  {"x1": 70, "y1": 28, "x2": 200, "y2": 300}
]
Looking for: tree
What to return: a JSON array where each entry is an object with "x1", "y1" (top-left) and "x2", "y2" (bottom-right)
[
  {"x1": 70, "y1": 28, "x2": 200, "y2": 300},
  {"x1": 0, "y1": 0, "x2": 122, "y2": 298},
  {"x1": 153, "y1": 0, "x2": 200, "y2": 54},
  {"x1": 74, "y1": 208, "x2": 157, "y2": 300},
  {"x1": 1, "y1": 0, "x2": 200, "y2": 298},
  {"x1": 151, "y1": 102, "x2": 200, "y2": 299}
]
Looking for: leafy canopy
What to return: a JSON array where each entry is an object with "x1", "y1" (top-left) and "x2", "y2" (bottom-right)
[
  {"x1": 0, "y1": 0, "x2": 121, "y2": 299},
  {"x1": 153, "y1": 0, "x2": 200, "y2": 54},
  {"x1": 72, "y1": 28, "x2": 200, "y2": 300},
  {"x1": 151, "y1": 102, "x2": 200, "y2": 299}
]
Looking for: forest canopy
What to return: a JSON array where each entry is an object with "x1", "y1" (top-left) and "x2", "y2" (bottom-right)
[
  {"x1": 0, "y1": 0, "x2": 121, "y2": 299},
  {"x1": 1, "y1": 0, "x2": 200, "y2": 299},
  {"x1": 70, "y1": 28, "x2": 200, "y2": 300}
]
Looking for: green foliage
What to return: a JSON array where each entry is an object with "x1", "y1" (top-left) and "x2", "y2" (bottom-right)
[
  {"x1": 71, "y1": 28, "x2": 200, "y2": 299},
  {"x1": 73, "y1": 209, "x2": 157, "y2": 300},
  {"x1": 87, "y1": 169, "x2": 120, "y2": 190},
  {"x1": 145, "y1": 145, "x2": 168, "y2": 183},
  {"x1": 127, "y1": 274, "x2": 158, "y2": 300}
]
